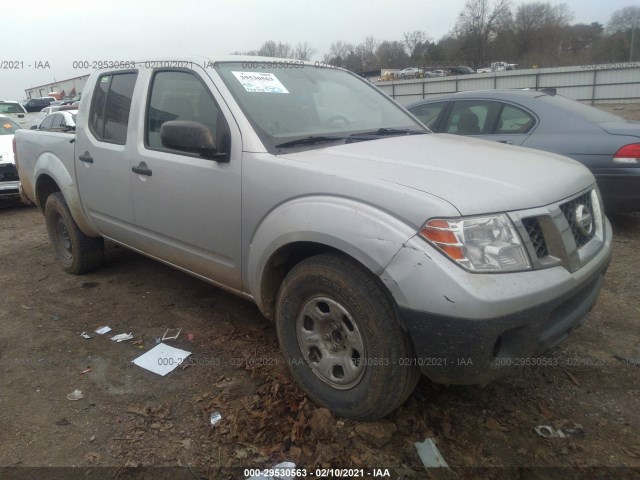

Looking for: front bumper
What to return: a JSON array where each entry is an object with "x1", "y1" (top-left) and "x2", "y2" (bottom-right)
[
  {"x1": 399, "y1": 262, "x2": 607, "y2": 384},
  {"x1": 380, "y1": 216, "x2": 612, "y2": 385}
]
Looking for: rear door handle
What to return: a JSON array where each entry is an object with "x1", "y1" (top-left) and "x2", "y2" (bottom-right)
[
  {"x1": 132, "y1": 162, "x2": 152, "y2": 176},
  {"x1": 78, "y1": 152, "x2": 93, "y2": 163},
  {"x1": 498, "y1": 140, "x2": 513, "y2": 145}
]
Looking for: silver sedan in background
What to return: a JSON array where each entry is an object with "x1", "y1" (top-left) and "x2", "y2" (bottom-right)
[{"x1": 407, "y1": 90, "x2": 640, "y2": 212}]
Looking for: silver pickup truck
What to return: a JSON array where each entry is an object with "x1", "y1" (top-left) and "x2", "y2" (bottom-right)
[{"x1": 15, "y1": 57, "x2": 612, "y2": 419}]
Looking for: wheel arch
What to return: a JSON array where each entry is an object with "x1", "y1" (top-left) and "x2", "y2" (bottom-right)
[
  {"x1": 248, "y1": 197, "x2": 418, "y2": 323},
  {"x1": 34, "y1": 158, "x2": 99, "y2": 237},
  {"x1": 258, "y1": 242, "x2": 409, "y2": 331},
  {"x1": 35, "y1": 173, "x2": 61, "y2": 212}
]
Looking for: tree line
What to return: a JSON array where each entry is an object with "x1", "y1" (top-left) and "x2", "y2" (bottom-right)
[{"x1": 233, "y1": 2, "x2": 640, "y2": 72}]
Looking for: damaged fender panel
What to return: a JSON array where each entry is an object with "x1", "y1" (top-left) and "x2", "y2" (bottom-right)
[{"x1": 247, "y1": 196, "x2": 419, "y2": 306}]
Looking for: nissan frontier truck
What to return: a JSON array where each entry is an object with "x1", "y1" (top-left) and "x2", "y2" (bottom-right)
[{"x1": 15, "y1": 57, "x2": 612, "y2": 419}]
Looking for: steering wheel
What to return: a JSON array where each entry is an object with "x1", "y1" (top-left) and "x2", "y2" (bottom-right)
[{"x1": 323, "y1": 115, "x2": 350, "y2": 129}]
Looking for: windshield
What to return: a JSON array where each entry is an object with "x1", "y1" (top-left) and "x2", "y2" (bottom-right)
[
  {"x1": 1, "y1": 117, "x2": 21, "y2": 134},
  {"x1": 539, "y1": 94, "x2": 622, "y2": 123},
  {"x1": 215, "y1": 63, "x2": 425, "y2": 150},
  {"x1": 0, "y1": 103, "x2": 24, "y2": 114}
]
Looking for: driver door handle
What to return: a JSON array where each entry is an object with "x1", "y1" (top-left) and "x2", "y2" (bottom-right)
[
  {"x1": 78, "y1": 152, "x2": 93, "y2": 163},
  {"x1": 132, "y1": 162, "x2": 152, "y2": 176}
]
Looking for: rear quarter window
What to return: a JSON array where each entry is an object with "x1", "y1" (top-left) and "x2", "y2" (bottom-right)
[
  {"x1": 496, "y1": 104, "x2": 535, "y2": 134},
  {"x1": 89, "y1": 72, "x2": 137, "y2": 144}
]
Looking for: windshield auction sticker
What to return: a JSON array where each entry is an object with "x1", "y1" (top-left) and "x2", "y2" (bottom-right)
[{"x1": 231, "y1": 71, "x2": 290, "y2": 93}]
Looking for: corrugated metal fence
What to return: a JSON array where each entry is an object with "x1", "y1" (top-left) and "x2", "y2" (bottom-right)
[{"x1": 376, "y1": 63, "x2": 640, "y2": 105}]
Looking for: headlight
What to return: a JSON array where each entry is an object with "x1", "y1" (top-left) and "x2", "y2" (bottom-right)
[{"x1": 419, "y1": 214, "x2": 532, "y2": 272}]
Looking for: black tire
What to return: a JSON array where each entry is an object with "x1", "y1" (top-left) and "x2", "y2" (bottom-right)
[
  {"x1": 276, "y1": 253, "x2": 420, "y2": 420},
  {"x1": 44, "y1": 192, "x2": 104, "y2": 274}
]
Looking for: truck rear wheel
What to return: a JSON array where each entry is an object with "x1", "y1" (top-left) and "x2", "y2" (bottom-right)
[
  {"x1": 44, "y1": 192, "x2": 104, "y2": 274},
  {"x1": 276, "y1": 253, "x2": 420, "y2": 420}
]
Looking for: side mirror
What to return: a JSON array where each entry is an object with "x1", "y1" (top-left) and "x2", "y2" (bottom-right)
[
  {"x1": 160, "y1": 120, "x2": 228, "y2": 162},
  {"x1": 30, "y1": 125, "x2": 38, "y2": 130}
]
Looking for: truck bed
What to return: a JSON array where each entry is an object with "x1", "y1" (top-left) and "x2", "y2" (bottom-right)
[{"x1": 15, "y1": 129, "x2": 76, "y2": 205}]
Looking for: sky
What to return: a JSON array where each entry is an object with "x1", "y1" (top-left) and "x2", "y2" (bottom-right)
[{"x1": 1, "y1": 0, "x2": 637, "y2": 99}]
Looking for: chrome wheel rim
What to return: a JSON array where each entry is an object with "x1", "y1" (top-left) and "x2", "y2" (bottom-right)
[{"x1": 295, "y1": 296, "x2": 367, "y2": 389}]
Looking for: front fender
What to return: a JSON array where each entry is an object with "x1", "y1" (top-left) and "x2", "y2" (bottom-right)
[
  {"x1": 246, "y1": 196, "x2": 419, "y2": 306},
  {"x1": 35, "y1": 152, "x2": 99, "y2": 237}
]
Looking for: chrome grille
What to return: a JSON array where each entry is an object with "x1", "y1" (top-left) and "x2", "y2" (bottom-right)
[
  {"x1": 510, "y1": 187, "x2": 604, "y2": 273},
  {"x1": 522, "y1": 217, "x2": 548, "y2": 258},
  {"x1": 559, "y1": 192, "x2": 596, "y2": 248}
]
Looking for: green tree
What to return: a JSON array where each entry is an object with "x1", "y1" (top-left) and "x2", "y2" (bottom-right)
[{"x1": 375, "y1": 41, "x2": 410, "y2": 68}]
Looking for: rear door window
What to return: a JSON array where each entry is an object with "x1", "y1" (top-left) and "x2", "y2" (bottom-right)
[
  {"x1": 40, "y1": 115, "x2": 55, "y2": 130},
  {"x1": 51, "y1": 114, "x2": 63, "y2": 129},
  {"x1": 89, "y1": 72, "x2": 137, "y2": 144},
  {"x1": 443, "y1": 100, "x2": 500, "y2": 135}
]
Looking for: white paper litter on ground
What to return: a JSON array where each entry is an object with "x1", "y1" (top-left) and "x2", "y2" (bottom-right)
[
  {"x1": 162, "y1": 327, "x2": 182, "y2": 341},
  {"x1": 415, "y1": 438, "x2": 449, "y2": 468},
  {"x1": 95, "y1": 326, "x2": 111, "y2": 334},
  {"x1": 111, "y1": 333, "x2": 134, "y2": 342},
  {"x1": 132, "y1": 343, "x2": 191, "y2": 376}
]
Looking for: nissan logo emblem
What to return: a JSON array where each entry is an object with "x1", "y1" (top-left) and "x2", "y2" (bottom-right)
[{"x1": 575, "y1": 204, "x2": 593, "y2": 236}]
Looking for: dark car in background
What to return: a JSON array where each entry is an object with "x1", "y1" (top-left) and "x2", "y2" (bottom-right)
[
  {"x1": 448, "y1": 66, "x2": 475, "y2": 75},
  {"x1": 22, "y1": 97, "x2": 56, "y2": 112},
  {"x1": 407, "y1": 90, "x2": 640, "y2": 212}
]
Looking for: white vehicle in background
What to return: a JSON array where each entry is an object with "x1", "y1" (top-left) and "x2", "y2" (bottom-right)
[
  {"x1": 399, "y1": 67, "x2": 421, "y2": 79},
  {"x1": 28, "y1": 106, "x2": 77, "y2": 130},
  {"x1": 477, "y1": 61, "x2": 518, "y2": 73},
  {"x1": 0, "y1": 101, "x2": 38, "y2": 128},
  {"x1": 0, "y1": 115, "x2": 22, "y2": 200},
  {"x1": 37, "y1": 110, "x2": 78, "y2": 131}
]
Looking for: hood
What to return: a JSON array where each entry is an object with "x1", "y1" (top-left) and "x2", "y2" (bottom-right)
[
  {"x1": 596, "y1": 120, "x2": 640, "y2": 137},
  {"x1": 280, "y1": 134, "x2": 595, "y2": 216},
  {"x1": 0, "y1": 135, "x2": 14, "y2": 164}
]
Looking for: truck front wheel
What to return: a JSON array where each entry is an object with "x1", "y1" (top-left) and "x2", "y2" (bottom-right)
[
  {"x1": 276, "y1": 253, "x2": 420, "y2": 420},
  {"x1": 44, "y1": 192, "x2": 104, "y2": 274}
]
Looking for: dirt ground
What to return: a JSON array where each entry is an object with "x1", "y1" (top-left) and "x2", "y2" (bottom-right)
[{"x1": 1, "y1": 104, "x2": 639, "y2": 479}]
